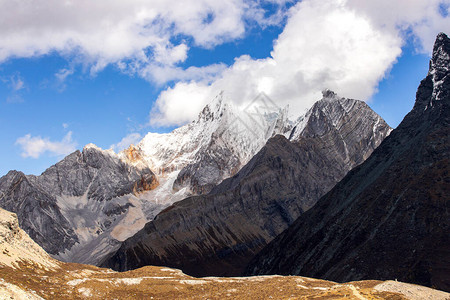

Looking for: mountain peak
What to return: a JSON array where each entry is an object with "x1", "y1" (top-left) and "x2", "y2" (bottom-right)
[
  {"x1": 197, "y1": 91, "x2": 229, "y2": 123},
  {"x1": 424, "y1": 32, "x2": 450, "y2": 107},
  {"x1": 83, "y1": 143, "x2": 102, "y2": 151},
  {"x1": 430, "y1": 32, "x2": 449, "y2": 77}
]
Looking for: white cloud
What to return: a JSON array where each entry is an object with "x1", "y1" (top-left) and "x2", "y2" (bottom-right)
[
  {"x1": 346, "y1": 0, "x2": 450, "y2": 53},
  {"x1": 150, "y1": 0, "x2": 449, "y2": 126},
  {"x1": 1, "y1": 0, "x2": 447, "y2": 128},
  {"x1": 16, "y1": 131, "x2": 77, "y2": 158},
  {"x1": 55, "y1": 68, "x2": 74, "y2": 83},
  {"x1": 2, "y1": 73, "x2": 25, "y2": 103},
  {"x1": 0, "y1": 0, "x2": 288, "y2": 76},
  {"x1": 141, "y1": 63, "x2": 227, "y2": 86},
  {"x1": 10, "y1": 74, "x2": 25, "y2": 91},
  {"x1": 55, "y1": 68, "x2": 75, "y2": 91},
  {"x1": 110, "y1": 133, "x2": 142, "y2": 152},
  {"x1": 151, "y1": 82, "x2": 213, "y2": 126}
]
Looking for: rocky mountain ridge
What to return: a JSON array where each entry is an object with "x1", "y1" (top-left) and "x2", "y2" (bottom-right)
[
  {"x1": 101, "y1": 92, "x2": 391, "y2": 276},
  {"x1": 0, "y1": 88, "x2": 390, "y2": 268},
  {"x1": 0, "y1": 145, "x2": 158, "y2": 264},
  {"x1": 131, "y1": 92, "x2": 292, "y2": 196}
]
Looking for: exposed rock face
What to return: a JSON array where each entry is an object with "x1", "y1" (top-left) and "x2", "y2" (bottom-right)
[
  {"x1": 101, "y1": 94, "x2": 391, "y2": 277},
  {"x1": 245, "y1": 33, "x2": 450, "y2": 292},
  {"x1": 0, "y1": 92, "x2": 306, "y2": 268},
  {"x1": 0, "y1": 170, "x2": 78, "y2": 255},
  {"x1": 0, "y1": 145, "x2": 157, "y2": 264}
]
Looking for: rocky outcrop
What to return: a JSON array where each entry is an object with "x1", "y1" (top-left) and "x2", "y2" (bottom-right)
[
  {"x1": 245, "y1": 33, "x2": 450, "y2": 292},
  {"x1": 101, "y1": 94, "x2": 391, "y2": 277},
  {"x1": 0, "y1": 145, "x2": 157, "y2": 264}
]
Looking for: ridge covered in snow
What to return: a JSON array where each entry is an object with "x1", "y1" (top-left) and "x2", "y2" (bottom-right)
[{"x1": 125, "y1": 92, "x2": 292, "y2": 196}]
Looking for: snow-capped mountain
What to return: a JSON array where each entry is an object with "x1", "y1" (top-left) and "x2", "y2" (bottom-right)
[
  {"x1": 101, "y1": 92, "x2": 391, "y2": 276},
  {"x1": 0, "y1": 87, "x2": 391, "y2": 268},
  {"x1": 0, "y1": 92, "x2": 292, "y2": 265},
  {"x1": 125, "y1": 92, "x2": 292, "y2": 196}
]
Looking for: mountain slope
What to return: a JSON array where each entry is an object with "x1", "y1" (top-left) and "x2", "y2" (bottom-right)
[
  {"x1": 0, "y1": 91, "x2": 293, "y2": 268},
  {"x1": 3, "y1": 208, "x2": 447, "y2": 300},
  {"x1": 101, "y1": 93, "x2": 391, "y2": 276},
  {"x1": 0, "y1": 92, "x2": 291, "y2": 266},
  {"x1": 0, "y1": 207, "x2": 60, "y2": 270},
  {"x1": 245, "y1": 33, "x2": 450, "y2": 292}
]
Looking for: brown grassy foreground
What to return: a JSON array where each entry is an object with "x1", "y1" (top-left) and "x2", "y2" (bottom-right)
[
  {"x1": 1, "y1": 208, "x2": 449, "y2": 299},
  {"x1": 1, "y1": 261, "x2": 443, "y2": 300}
]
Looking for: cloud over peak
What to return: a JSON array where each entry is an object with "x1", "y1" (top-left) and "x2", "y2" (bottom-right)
[
  {"x1": 149, "y1": 0, "x2": 449, "y2": 126},
  {"x1": 1, "y1": 0, "x2": 448, "y2": 128},
  {"x1": 15, "y1": 132, "x2": 77, "y2": 159}
]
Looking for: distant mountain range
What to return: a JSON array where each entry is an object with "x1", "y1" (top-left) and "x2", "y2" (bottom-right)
[
  {"x1": 245, "y1": 32, "x2": 450, "y2": 292},
  {"x1": 0, "y1": 92, "x2": 292, "y2": 265},
  {"x1": 101, "y1": 92, "x2": 390, "y2": 276},
  {"x1": 0, "y1": 87, "x2": 390, "y2": 268}
]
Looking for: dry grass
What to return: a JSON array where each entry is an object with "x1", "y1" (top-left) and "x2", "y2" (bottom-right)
[{"x1": 0, "y1": 262, "x2": 411, "y2": 300}]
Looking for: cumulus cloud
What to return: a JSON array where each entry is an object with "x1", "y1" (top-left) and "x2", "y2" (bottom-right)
[
  {"x1": 15, "y1": 131, "x2": 77, "y2": 158},
  {"x1": 346, "y1": 0, "x2": 450, "y2": 53},
  {"x1": 150, "y1": 0, "x2": 449, "y2": 126},
  {"x1": 110, "y1": 133, "x2": 142, "y2": 152},
  {"x1": 0, "y1": 0, "x2": 288, "y2": 76},
  {"x1": 1, "y1": 0, "x2": 447, "y2": 129},
  {"x1": 140, "y1": 63, "x2": 227, "y2": 86},
  {"x1": 151, "y1": 82, "x2": 214, "y2": 126}
]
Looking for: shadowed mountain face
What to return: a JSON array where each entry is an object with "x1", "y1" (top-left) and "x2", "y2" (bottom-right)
[
  {"x1": 101, "y1": 96, "x2": 391, "y2": 277},
  {"x1": 245, "y1": 33, "x2": 450, "y2": 292}
]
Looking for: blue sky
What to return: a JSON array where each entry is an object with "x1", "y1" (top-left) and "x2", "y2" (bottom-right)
[{"x1": 0, "y1": 0, "x2": 447, "y2": 176}]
